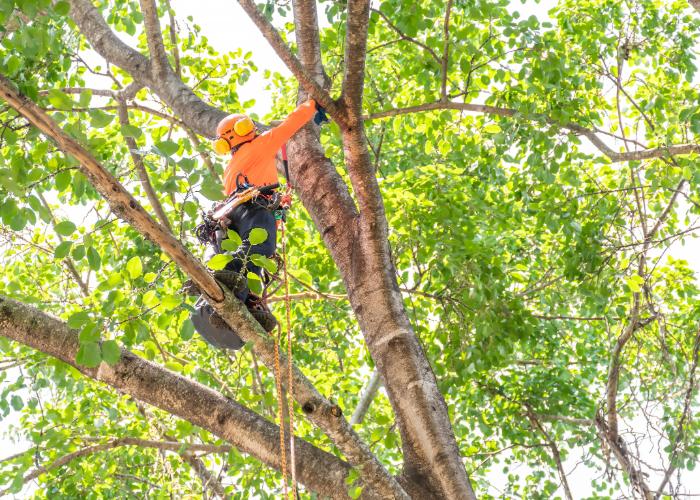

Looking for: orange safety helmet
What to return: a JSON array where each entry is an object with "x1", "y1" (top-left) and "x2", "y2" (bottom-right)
[{"x1": 213, "y1": 114, "x2": 256, "y2": 154}]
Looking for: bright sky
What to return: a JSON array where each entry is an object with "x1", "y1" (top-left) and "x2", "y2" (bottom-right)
[{"x1": 2, "y1": 0, "x2": 699, "y2": 497}]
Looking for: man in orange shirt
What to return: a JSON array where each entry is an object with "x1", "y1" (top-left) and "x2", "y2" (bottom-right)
[{"x1": 192, "y1": 100, "x2": 328, "y2": 349}]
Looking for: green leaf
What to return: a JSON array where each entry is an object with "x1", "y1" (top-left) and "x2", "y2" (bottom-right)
[
  {"x1": 67, "y1": 311, "x2": 90, "y2": 329},
  {"x1": 54, "y1": 240, "x2": 72, "y2": 259},
  {"x1": 691, "y1": 114, "x2": 700, "y2": 135},
  {"x1": 200, "y1": 177, "x2": 224, "y2": 201},
  {"x1": 248, "y1": 228, "x2": 268, "y2": 245},
  {"x1": 251, "y1": 254, "x2": 277, "y2": 273},
  {"x1": 121, "y1": 124, "x2": 142, "y2": 138},
  {"x1": 144, "y1": 272, "x2": 157, "y2": 283},
  {"x1": 55, "y1": 170, "x2": 72, "y2": 192},
  {"x1": 207, "y1": 253, "x2": 233, "y2": 270},
  {"x1": 54, "y1": 220, "x2": 76, "y2": 236},
  {"x1": 221, "y1": 229, "x2": 243, "y2": 251},
  {"x1": 47, "y1": 89, "x2": 73, "y2": 110},
  {"x1": 484, "y1": 123, "x2": 501, "y2": 134},
  {"x1": 79, "y1": 90, "x2": 92, "y2": 107},
  {"x1": 89, "y1": 109, "x2": 114, "y2": 128},
  {"x1": 156, "y1": 140, "x2": 179, "y2": 156},
  {"x1": 101, "y1": 340, "x2": 121, "y2": 365},
  {"x1": 126, "y1": 256, "x2": 143, "y2": 279},
  {"x1": 87, "y1": 246, "x2": 101, "y2": 270},
  {"x1": 10, "y1": 395, "x2": 23, "y2": 411},
  {"x1": 348, "y1": 486, "x2": 363, "y2": 499},
  {"x1": 79, "y1": 322, "x2": 101, "y2": 343},
  {"x1": 54, "y1": 1, "x2": 70, "y2": 15},
  {"x1": 143, "y1": 290, "x2": 159, "y2": 307},
  {"x1": 5, "y1": 55, "x2": 20, "y2": 75},
  {"x1": 626, "y1": 275, "x2": 644, "y2": 293},
  {"x1": 10, "y1": 213, "x2": 26, "y2": 231},
  {"x1": 180, "y1": 319, "x2": 195, "y2": 341},
  {"x1": 161, "y1": 294, "x2": 181, "y2": 310},
  {"x1": 76, "y1": 342, "x2": 102, "y2": 368},
  {"x1": 71, "y1": 244, "x2": 85, "y2": 261},
  {"x1": 9, "y1": 472, "x2": 24, "y2": 494},
  {"x1": 247, "y1": 272, "x2": 263, "y2": 295}
]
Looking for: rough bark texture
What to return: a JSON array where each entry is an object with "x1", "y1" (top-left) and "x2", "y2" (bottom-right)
[
  {"x1": 68, "y1": 0, "x2": 226, "y2": 137},
  {"x1": 0, "y1": 296, "x2": 352, "y2": 498},
  {"x1": 0, "y1": 75, "x2": 404, "y2": 499},
  {"x1": 3, "y1": 1, "x2": 481, "y2": 496}
]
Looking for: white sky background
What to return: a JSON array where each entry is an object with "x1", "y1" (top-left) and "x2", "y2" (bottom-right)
[{"x1": 1, "y1": 0, "x2": 699, "y2": 497}]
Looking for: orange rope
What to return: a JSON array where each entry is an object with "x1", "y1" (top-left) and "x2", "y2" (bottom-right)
[
  {"x1": 281, "y1": 222, "x2": 297, "y2": 498},
  {"x1": 273, "y1": 324, "x2": 288, "y2": 498}
]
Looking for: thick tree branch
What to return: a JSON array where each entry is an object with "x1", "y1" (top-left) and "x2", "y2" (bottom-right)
[
  {"x1": 117, "y1": 102, "x2": 172, "y2": 231},
  {"x1": 0, "y1": 296, "x2": 352, "y2": 498},
  {"x1": 0, "y1": 74, "x2": 223, "y2": 302},
  {"x1": 68, "y1": 0, "x2": 226, "y2": 137},
  {"x1": 350, "y1": 370, "x2": 383, "y2": 425},
  {"x1": 365, "y1": 101, "x2": 700, "y2": 163},
  {"x1": 341, "y1": 104, "x2": 475, "y2": 500},
  {"x1": 291, "y1": 0, "x2": 327, "y2": 88},
  {"x1": 236, "y1": 0, "x2": 346, "y2": 127},
  {"x1": 595, "y1": 410, "x2": 653, "y2": 499},
  {"x1": 139, "y1": 0, "x2": 171, "y2": 76},
  {"x1": 67, "y1": 0, "x2": 151, "y2": 77},
  {"x1": 0, "y1": 75, "x2": 404, "y2": 500},
  {"x1": 341, "y1": 0, "x2": 371, "y2": 120}
]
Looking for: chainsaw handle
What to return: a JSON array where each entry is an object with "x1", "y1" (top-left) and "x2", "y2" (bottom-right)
[{"x1": 258, "y1": 183, "x2": 280, "y2": 194}]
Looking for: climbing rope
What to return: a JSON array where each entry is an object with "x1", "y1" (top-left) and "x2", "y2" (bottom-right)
[
  {"x1": 271, "y1": 171, "x2": 297, "y2": 498},
  {"x1": 281, "y1": 221, "x2": 297, "y2": 498},
  {"x1": 272, "y1": 324, "x2": 288, "y2": 498}
]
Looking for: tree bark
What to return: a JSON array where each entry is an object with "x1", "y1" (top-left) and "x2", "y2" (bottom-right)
[
  {"x1": 23, "y1": 2, "x2": 476, "y2": 495},
  {"x1": 68, "y1": 0, "x2": 226, "y2": 137},
  {"x1": 0, "y1": 74, "x2": 405, "y2": 499},
  {"x1": 0, "y1": 295, "x2": 352, "y2": 498}
]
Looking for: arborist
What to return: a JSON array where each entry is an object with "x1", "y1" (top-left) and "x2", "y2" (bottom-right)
[{"x1": 189, "y1": 99, "x2": 328, "y2": 349}]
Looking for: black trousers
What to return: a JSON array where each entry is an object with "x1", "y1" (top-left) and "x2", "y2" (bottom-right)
[{"x1": 217, "y1": 201, "x2": 277, "y2": 302}]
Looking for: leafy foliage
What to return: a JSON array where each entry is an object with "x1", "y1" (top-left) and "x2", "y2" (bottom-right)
[{"x1": 1, "y1": 0, "x2": 700, "y2": 497}]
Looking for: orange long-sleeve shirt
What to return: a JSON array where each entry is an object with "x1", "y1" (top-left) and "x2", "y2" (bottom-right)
[{"x1": 222, "y1": 100, "x2": 316, "y2": 195}]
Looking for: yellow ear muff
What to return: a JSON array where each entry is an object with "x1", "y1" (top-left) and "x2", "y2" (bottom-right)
[
  {"x1": 213, "y1": 137, "x2": 231, "y2": 155},
  {"x1": 233, "y1": 116, "x2": 254, "y2": 137}
]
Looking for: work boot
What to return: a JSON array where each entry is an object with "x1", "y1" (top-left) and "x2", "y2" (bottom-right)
[
  {"x1": 246, "y1": 296, "x2": 278, "y2": 332},
  {"x1": 181, "y1": 270, "x2": 247, "y2": 297}
]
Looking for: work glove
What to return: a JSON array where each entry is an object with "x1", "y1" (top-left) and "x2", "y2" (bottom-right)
[{"x1": 313, "y1": 103, "x2": 329, "y2": 125}]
